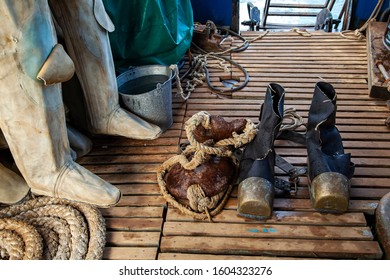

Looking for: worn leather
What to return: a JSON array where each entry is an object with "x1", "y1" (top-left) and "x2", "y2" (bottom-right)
[
  {"x1": 165, "y1": 156, "x2": 236, "y2": 200},
  {"x1": 0, "y1": 0, "x2": 120, "y2": 207},
  {"x1": 0, "y1": 130, "x2": 7, "y2": 150},
  {"x1": 237, "y1": 83, "x2": 285, "y2": 219},
  {"x1": 306, "y1": 82, "x2": 354, "y2": 212},
  {"x1": 0, "y1": 163, "x2": 30, "y2": 205},
  {"x1": 306, "y1": 82, "x2": 354, "y2": 181},
  {"x1": 238, "y1": 83, "x2": 285, "y2": 183},
  {"x1": 37, "y1": 43, "x2": 75, "y2": 85},
  {"x1": 93, "y1": 0, "x2": 115, "y2": 32},
  {"x1": 49, "y1": 0, "x2": 162, "y2": 140},
  {"x1": 193, "y1": 116, "x2": 247, "y2": 143},
  {"x1": 67, "y1": 125, "x2": 93, "y2": 159}
]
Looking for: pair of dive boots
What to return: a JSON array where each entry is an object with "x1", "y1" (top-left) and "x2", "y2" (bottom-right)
[{"x1": 237, "y1": 82, "x2": 355, "y2": 220}]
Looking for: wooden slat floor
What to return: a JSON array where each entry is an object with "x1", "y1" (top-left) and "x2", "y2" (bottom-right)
[{"x1": 78, "y1": 30, "x2": 390, "y2": 260}]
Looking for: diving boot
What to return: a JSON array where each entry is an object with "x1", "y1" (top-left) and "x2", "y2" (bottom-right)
[
  {"x1": 0, "y1": 0, "x2": 120, "y2": 207},
  {"x1": 49, "y1": 0, "x2": 162, "y2": 140},
  {"x1": 306, "y1": 82, "x2": 354, "y2": 213},
  {"x1": 237, "y1": 83, "x2": 285, "y2": 219}
]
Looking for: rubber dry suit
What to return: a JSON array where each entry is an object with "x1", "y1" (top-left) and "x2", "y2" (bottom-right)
[
  {"x1": 102, "y1": 0, "x2": 193, "y2": 70},
  {"x1": 0, "y1": 0, "x2": 161, "y2": 207}
]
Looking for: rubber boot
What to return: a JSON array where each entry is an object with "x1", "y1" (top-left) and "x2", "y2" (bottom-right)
[
  {"x1": 306, "y1": 82, "x2": 354, "y2": 213},
  {"x1": 0, "y1": 0, "x2": 120, "y2": 207},
  {"x1": 49, "y1": 0, "x2": 162, "y2": 140},
  {"x1": 237, "y1": 83, "x2": 285, "y2": 219}
]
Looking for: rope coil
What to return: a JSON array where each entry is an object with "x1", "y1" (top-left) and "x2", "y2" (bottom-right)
[{"x1": 0, "y1": 196, "x2": 106, "y2": 260}]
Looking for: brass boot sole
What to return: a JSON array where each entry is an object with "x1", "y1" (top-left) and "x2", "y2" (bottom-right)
[
  {"x1": 237, "y1": 177, "x2": 274, "y2": 220},
  {"x1": 309, "y1": 172, "x2": 350, "y2": 213}
]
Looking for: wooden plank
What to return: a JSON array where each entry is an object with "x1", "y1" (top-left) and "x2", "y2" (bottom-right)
[
  {"x1": 89, "y1": 145, "x2": 180, "y2": 156},
  {"x1": 105, "y1": 218, "x2": 163, "y2": 231},
  {"x1": 115, "y1": 196, "x2": 166, "y2": 207},
  {"x1": 166, "y1": 208, "x2": 368, "y2": 226},
  {"x1": 99, "y1": 173, "x2": 157, "y2": 184},
  {"x1": 103, "y1": 247, "x2": 157, "y2": 260},
  {"x1": 91, "y1": 137, "x2": 179, "y2": 147},
  {"x1": 85, "y1": 163, "x2": 160, "y2": 174},
  {"x1": 78, "y1": 154, "x2": 174, "y2": 165},
  {"x1": 100, "y1": 206, "x2": 164, "y2": 218},
  {"x1": 160, "y1": 236, "x2": 382, "y2": 259},
  {"x1": 114, "y1": 184, "x2": 161, "y2": 195},
  {"x1": 222, "y1": 198, "x2": 378, "y2": 215},
  {"x1": 106, "y1": 231, "x2": 160, "y2": 247},
  {"x1": 163, "y1": 222, "x2": 374, "y2": 240},
  {"x1": 158, "y1": 253, "x2": 306, "y2": 260}
]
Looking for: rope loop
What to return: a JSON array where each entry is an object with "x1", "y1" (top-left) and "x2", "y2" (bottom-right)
[
  {"x1": 291, "y1": 28, "x2": 312, "y2": 37},
  {"x1": 157, "y1": 111, "x2": 256, "y2": 221}
]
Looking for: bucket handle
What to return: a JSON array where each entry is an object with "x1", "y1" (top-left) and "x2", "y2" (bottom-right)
[{"x1": 169, "y1": 64, "x2": 191, "y2": 101}]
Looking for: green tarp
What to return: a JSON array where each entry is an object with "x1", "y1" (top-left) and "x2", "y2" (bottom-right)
[{"x1": 102, "y1": 0, "x2": 193, "y2": 72}]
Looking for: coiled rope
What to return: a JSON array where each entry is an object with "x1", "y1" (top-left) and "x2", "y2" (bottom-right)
[
  {"x1": 0, "y1": 196, "x2": 106, "y2": 260},
  {"x1": 171, "y1": 23, "x2": 269, "y2": 100}
]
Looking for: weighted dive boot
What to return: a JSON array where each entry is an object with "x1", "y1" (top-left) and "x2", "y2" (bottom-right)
[
  {"x1": 0, "y1": 0, "x2": 120, "y2": 207},
  {"x1": 237, "y1": 83, "x2": 285, "y2": 219},
  {"x1": 306, "y1": 82, "x2": 354, "y2": 213},
  {"x1": 49, "y1": 0, "x2": 162, "y2": 140}
]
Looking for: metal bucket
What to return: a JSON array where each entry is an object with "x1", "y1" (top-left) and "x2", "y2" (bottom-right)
[{"x1": 117, "y1": 65, "x2": 174, "y2": 132}]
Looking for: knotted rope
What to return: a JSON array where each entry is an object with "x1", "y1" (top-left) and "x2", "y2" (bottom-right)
[
  {"x1": 280, "y1": 108, "x2": 306, "y2": 131},
  {"x1": 157, "y1": 146, "x2": 235, "y2": 222},
  {"x1": 157, "y1": 112, "x2": 257, "y2": 221},
  {"x1": 291, "y1": 28, "x2": 312, "y2": 37},
  {"x1": 185, "y1": 111, "x2": 257, "y2": 155},
  {"x1": 340, "y1": 0, "x2": 384, "y2": 40},
  {"x1": 0, "y1": 196, "x2": 106, "y2": 260}
]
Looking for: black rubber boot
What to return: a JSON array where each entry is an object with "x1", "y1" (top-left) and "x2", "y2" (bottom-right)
[
  {"x1": 306, "y1": 82, "x2": 354, "y2": 213},
  {"x1": 237, "y1": 83, "x2": 285, "y2": 219}
]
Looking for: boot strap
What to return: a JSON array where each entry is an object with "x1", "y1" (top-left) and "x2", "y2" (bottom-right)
[{"x1": 275, "y1": 154, "x2": 307, "y2": 196}]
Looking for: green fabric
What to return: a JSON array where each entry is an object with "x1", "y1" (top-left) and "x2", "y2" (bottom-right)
[{"x1": 102, "y1": 0, "x2": 193, "y2": 71}]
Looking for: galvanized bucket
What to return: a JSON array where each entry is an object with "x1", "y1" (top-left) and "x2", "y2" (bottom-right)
[{"x1": 117, "y1": 65, "x2": 174, "y2": 132}]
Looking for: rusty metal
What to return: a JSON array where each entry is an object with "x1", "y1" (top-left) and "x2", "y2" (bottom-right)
[
  {"x1": 375, "y1": 60, "x2": 390, "y2": 92},
  {"x1": 192, "y1": 22, "x2": 223, "y2": 53}
]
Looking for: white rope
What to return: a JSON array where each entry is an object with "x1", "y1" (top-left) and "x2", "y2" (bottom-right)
[{"x1": 340, "y1": 0, "x2": 384, "y2": 40}]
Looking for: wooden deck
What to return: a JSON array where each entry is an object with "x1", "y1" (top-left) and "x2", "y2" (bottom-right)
[{"x1": 78, "y1": 30, "x2": 390, "y2": 260}]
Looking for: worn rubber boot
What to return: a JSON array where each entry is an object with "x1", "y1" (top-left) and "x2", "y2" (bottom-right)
[
  {"x1": 237, "y1": 83, "x2": 285, "y2": 219},
  {"x1": 0, "y1": 163, "x2": 30, "y2": 205},
  {"x1": 306, "y1": 82, "x2": 354, "y2": 213},
  {"x1": 0, "y1": 0, "x2": 120, "y2": 207},
  {"x1": 49, "y1": 0, "x2": 162, "y2": 140}
]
